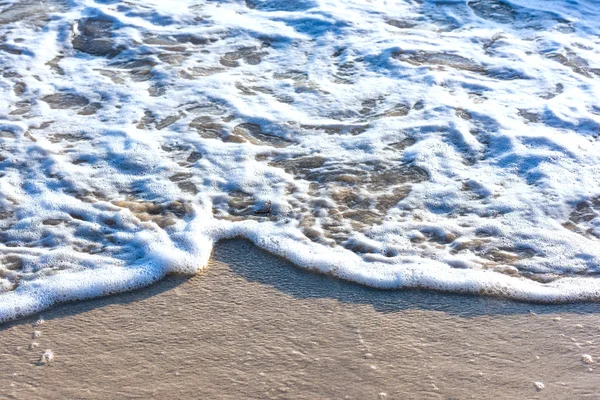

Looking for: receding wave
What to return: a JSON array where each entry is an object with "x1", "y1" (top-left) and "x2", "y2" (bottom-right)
[{"x1": 1, "y1": 0, "x2": 600, "y2": 322}]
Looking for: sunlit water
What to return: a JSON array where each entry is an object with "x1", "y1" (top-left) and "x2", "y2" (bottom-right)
[{"x1": 1, "y1": 0, "x2": 600, "y2": 321}]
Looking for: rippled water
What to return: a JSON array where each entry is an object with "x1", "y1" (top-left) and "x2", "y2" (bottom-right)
[{"x1": 1, "y1": 0, "x2": 600, "y2": 321}]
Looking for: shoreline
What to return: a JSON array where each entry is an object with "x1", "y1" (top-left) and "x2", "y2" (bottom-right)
[
  {"x1": 3, "y1": 231, "x2": 600, "y2": 326},
  {"x1": 1, "y1": 239, "x2": 599, "y2": 399}
]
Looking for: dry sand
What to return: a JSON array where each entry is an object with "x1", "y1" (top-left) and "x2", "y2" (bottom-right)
[{"x1": 1, "y1": 239, "x2": 599, "y2": 399}]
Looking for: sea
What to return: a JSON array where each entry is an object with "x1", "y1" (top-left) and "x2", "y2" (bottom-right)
[{"x1": 0, "y1": 0, "x2": 599, "y2": 322}]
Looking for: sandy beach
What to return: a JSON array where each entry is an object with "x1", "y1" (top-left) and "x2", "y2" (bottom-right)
[
  {"x1": 2, "y1": 0, "x2": 600, "y2": 398},
  {"x1": 1, "y1": 239, "x2": 599, "y2": 399}
]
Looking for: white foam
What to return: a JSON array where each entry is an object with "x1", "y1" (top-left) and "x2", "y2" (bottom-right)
[
  {"x1": 1, "y1": 0, "x2": 600, "y2": 322},
  {"x1": 39, "y1": 349, "x2": 54, "y2": 365},
  {"x1": 582, "y1": 354, "x2": 594, "y2": 364}
]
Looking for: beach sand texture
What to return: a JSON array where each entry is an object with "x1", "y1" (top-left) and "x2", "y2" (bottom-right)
[{"x1": 1, "y1": 240, "x2": 599, "y2": 399}]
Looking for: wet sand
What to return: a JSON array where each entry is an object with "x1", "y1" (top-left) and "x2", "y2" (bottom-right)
[{"x1": 1, "y1": 239, "x2": 599, "y2": 399}]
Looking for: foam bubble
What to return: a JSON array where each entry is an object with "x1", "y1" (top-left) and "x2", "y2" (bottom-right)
[{"x1": 39, "y1": 349, "x2": 54, "y2": 365}]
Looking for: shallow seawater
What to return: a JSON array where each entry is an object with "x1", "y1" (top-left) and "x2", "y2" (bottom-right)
[{"x1": 0, "y1": 0, "x2": 600, "y2": 321}]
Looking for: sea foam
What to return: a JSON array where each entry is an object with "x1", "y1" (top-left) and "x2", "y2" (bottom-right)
[{"x1": 1, "y1": 0, "x2": 600, "y2": 321}]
